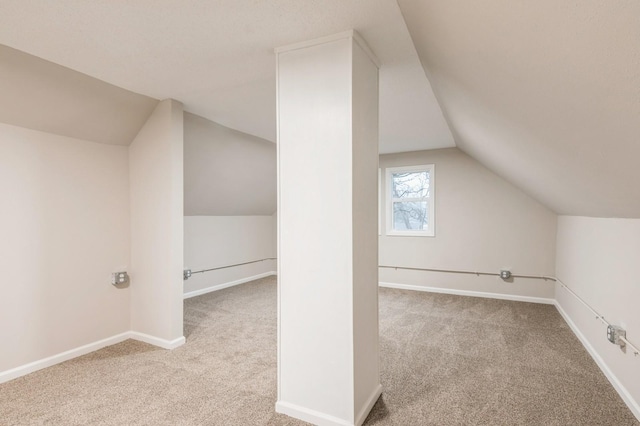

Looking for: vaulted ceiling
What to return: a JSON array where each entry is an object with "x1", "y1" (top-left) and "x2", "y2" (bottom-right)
[
  {"x1": 1, "y1": 1, "x2": 638, "y2": 218},
  {"x1": 0, "y1": 44, "x2": 157, "y2": 145},
  {"x1": 397, "y1": 0, "x2": 640, "y2": 217},
  {"x1": 0, "y1": 0, "x2": 453, "y2": 153}
]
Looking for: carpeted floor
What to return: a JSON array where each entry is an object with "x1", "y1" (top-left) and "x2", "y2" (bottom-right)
[{"x1": 0, "y1": 276, "x2": 637, "y2": 425}]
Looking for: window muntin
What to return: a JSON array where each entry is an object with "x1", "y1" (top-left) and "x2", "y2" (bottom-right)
[{"x1": 386, "y1": 165, "x2": 434, "y2": 236}]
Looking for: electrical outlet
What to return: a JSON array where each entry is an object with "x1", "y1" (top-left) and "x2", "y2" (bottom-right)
[
  {"x1": 607, "y1": 325, "x2": 626, "y2": 346},
  {"x1": 111, "y1": 271, "x2": 129, "y2": 285},
  {"x1": 500, "y1": 270, "x2": 511, "y2": 280}
]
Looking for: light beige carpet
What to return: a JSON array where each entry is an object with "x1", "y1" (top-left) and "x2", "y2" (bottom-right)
[{"x1": 0, "y1": 276, "x2": 637, "y2": 425}]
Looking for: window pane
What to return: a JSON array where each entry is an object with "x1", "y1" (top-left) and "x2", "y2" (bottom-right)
[
  {"x1": 392, "y1": 171, "x2": 429, "y2": 198},
  {"x1": 393, "y1": 201, "x2": 428, "y2": 230}
]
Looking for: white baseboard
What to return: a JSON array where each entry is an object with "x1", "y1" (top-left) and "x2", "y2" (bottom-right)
[
  {"x1": 355, "y1": 384, "x2": 383, "y2": 426},
  {"x1": 380, "y1": 281, "x2": 639, "y2": 420},
  {"x1": 183, "y1": 271, "x2": 277, "y2": 299},
  {"x1": 554, "y1": 301, "x2": 640, "y2": 421},
  {"x1": 0, "y1": 332, "x2": 130, "y2": 384},
  {"x1": 276, "y1": 401, "x2": 353, "y2": 426},
  {"x1": 129, "y1": 332, "x2": 186, "y2": 350},
  {"x1": 379, "y1": 282, "x2": 555, "y2": 305},
  {"x1": 0, "y1": 331, "x2": 186, "y2": 384},
  {"x1": 275, "y1": 384, "x2": 381, "y2": 426}
]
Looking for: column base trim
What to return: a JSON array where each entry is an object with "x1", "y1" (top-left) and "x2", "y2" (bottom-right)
[
  {"x1": 355, "y1": 384, "x2": 383, "y2": 426},
  {"x1": 275, "y1": 401, "x2": 353, "y2": 426},
  {"x1": 128, "y1": 332, "x2": 186, "y2": 350},
  {"x1": 275, "y1": 384, "x2": 383, "y2": 426}
]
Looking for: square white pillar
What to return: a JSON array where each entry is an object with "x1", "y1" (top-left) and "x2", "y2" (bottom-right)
[
  {"x1": 276, "y1": 31, "x2": 381, "y2": 426},
  {"x1": 129, "y1": 99, "x2": 185, "y2": 348}
]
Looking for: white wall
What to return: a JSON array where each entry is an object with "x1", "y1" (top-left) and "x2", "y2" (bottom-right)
[
  {"x1": 183, "y1": 216, "x2": 276, "y2": 296},
  {"x1": 0, "y1": 123, "x2": 130, "y2": 372},
  {"x1": 129, "y1": 99, "x2": 184, "y2": 344},
  {"x1": 183, "y1": 112, "x2": 276, "y2": 216},
  {"x1": 379, "y1": 148, "x2": 557, "y2": 300},
  {"x1": 556, "y1": 216, "x2": 640, "y2": 417}
]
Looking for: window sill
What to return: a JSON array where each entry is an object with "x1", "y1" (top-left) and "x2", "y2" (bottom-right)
[{"x1": 385, "y1": 231, "x2": 435, "y2": 237}]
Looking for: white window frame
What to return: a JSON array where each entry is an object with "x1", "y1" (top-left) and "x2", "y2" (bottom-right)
[{"x1": 385, "y1": 164, "x2": 435, "y2": 237}]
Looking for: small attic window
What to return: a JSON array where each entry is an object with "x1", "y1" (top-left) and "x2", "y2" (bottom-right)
[{"x1": 385, "y1": 165, "x2": 435, "y2": 237}]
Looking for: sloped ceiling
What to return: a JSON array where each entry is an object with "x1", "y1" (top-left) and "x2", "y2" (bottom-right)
[
  {"x1": 0, "y1": 0, "x2": 453, "y2": 153},
  {"x1": 397, "y1": 0, "x2": 640, "y2": 218},
  {"x1": 3, "y1": 1, "x2": 637, "y2": 218},
  {"x1": 0, "y1": 45, "x2": 157, "y2": 145},
  {"x1": 184, "y1": 113, "x2": 276, "y2": 216}
]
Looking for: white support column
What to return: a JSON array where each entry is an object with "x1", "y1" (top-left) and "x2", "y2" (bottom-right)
[
  {"x1": 129, "y1": 99, "x2": 185, "y2": 349},
  {"x1": 275, "y1": 31, "x2": 381, "y2": 426}
]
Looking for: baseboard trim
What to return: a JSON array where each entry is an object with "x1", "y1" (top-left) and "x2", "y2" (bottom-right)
[
  {"x1": 355, "y1": 384, "x2": 383, "y2": 426},
  {"x1": 183, "y1": 271, "x2": 277, "y2": 299},
  {"x1": 0, "y1": 331, "x2": 186, "y2": 384},
  {"x1": 554, "y1": 301, "x2": 640, "y2": 421},
  {"x1": 275, "y1": 401, "x2": 354, "y2": 426},
  {"x1": 379, "y1": 282, "x2": 555, "y2": 305},
  {"x1": 380, "y1": 281, "x2": 638, "y2": 420},
  {"x1": 129, "y1": 332, "x2": 186, "y2": 350},
  {"x1": 0, "y1": 332, "x2": 131, "y2": 384},
  {"x1": 275, "y1": 385, "x2": 382, "y2": 426}
]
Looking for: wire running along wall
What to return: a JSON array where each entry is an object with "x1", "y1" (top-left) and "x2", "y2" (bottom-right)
[
  {"x1": 183, "y1": 258, "x2": 276, "y2": 280},
  {"x1": 379, "y1": 264, "x2": 639, "y2": 357},
  {"x1": 183, "y1": 260, "x2": 639, "y2": 357}
]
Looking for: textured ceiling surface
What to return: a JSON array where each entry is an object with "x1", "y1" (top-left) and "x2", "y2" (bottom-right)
[
  {"x1": 0, "y1": 0, "x2": 454, "y2": 153},
  {"x1": 398, "y1": 0, "x2": 640, "y2": 217}
]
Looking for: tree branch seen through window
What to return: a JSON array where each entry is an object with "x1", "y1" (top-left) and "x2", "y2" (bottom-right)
[{"x1": 386, "y1": 165, "x2": 435, "y2": 236}]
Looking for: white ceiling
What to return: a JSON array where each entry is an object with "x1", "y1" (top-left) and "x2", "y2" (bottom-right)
[
  {"x1": 398, "y1": 0, "x2": 640, "y2": 218},
  {"x1": 0, "y1": 0, "x2": 454, "y2": 153},
  {"x1": 3, "y1": 1, "x2": 638, "y2": 218}
]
